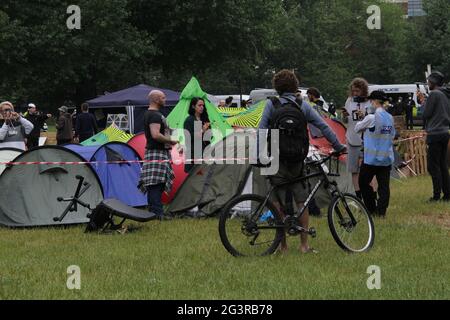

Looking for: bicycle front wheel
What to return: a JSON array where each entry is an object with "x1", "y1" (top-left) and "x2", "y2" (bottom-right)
[
  {"x1": 219, "y1": 194, "x2": 284, "y2": 257},
  {"x1": 328, "y1": 194, "x2": 375, "y2": 253}
]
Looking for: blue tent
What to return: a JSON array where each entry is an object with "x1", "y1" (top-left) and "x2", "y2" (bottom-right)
[
  {"x1": 64, "y1": 142, "x2": 147, "y2": 207},
  {"x1": 86, "y1": 84, "x2": 181, "y2": 133}
]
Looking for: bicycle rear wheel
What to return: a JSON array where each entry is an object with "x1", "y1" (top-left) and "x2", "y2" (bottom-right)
[
  {"x1": 328, "y1": 194, "x2": 375, "y2": 253},
  {"x1": 219, "y1": 194, "x2": 284, "y2": 257}
]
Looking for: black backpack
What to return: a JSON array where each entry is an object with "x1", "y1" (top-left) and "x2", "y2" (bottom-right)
[{"x1": 269, "y1": 97, "x2": 309, "y2": 163}]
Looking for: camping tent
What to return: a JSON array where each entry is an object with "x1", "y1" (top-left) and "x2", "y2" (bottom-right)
[
  {"x1": 0, "y1": 148, "x2": 22, "y2": 175},
  {"x1": 128, "y1": 133, "x2": 188, "y2": 204},
  {"x1": 226, "y1": 100, "x2": 266, "y2": 128},
  {"x1": 86, "y1": 84, "x2": 181, "y2": 133},
  {"x1": 166, "y1": 131, "x2": 354, "y2": 217},
  {"x1": 167, "y1": 77, "x2": 233, "y2": 146},
  {"x1": 81, "y1": 125, "x2": 134, "y2": 146},
  {"x1": 64, "y1": 142, "x2": 146, "y2": 207},
  {"x1": 0, "y1": 146, "x2": 103, "y2": 227}
]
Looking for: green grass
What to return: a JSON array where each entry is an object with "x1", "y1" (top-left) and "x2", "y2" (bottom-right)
[{"x1": 0, "y1": 175, "x2": 449, "y2": 300}]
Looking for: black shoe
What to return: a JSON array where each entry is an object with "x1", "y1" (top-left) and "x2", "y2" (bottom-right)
[
  {"x1": 427, "y1": 197, "x2": 441, "y2": 203},
  {"x1": 441, "y1": 197, "x2": 450, "y2": 202}
]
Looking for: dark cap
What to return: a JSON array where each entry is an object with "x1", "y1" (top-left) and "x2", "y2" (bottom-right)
[{"x1": 368, "y1": 90, "x2": 388, "y2": 102}]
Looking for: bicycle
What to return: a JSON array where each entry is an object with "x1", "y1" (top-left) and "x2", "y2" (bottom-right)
[{"x1": 219, "y1": 151, "x2": 375, "y2": 257}]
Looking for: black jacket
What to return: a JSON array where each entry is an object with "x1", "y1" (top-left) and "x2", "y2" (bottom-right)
[{"x1": 26, "y1": 113, "x2": 49, "y2": 138}]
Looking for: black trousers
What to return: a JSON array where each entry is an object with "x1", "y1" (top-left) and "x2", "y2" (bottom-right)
[
  {"x1": 427, "y1": 136, "x2": 450, "y2": 199},
  {"x1": 405, "y1": 112, "x2": 414, "y2": 130},
  {"x1": 57, "y1": 139, "x2": 72, "y2": 146},
  {"x1": 359, "y1": 163, "x2": 391, "y2": 216},
  {"x1": 26, "y1": 136, "x2": 39, "y2": 150}
]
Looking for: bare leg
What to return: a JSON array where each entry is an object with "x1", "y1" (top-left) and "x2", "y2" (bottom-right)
[
  {"x1": 352, "y1": 173, "x2": 360, "y2": 193},
  {"x1": 272, "y1": 201, "x2": 288, "y2": 252},
  {"x1": 297, "y1": 203, "x2": 310, "y2": 253}
]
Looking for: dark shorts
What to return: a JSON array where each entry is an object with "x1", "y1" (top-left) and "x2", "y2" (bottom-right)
[{"x1": 269, "y1": 162, "x2": 308, "y2": 204}]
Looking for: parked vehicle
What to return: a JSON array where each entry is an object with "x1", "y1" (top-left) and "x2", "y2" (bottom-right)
[{"x1": 368, "y1": 84, "x2": 429, "y2": 126}]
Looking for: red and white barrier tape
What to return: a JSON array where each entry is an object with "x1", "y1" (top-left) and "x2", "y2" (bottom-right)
[{"x1": 0, "y1": 158, "x2": 251, "y2": 166}]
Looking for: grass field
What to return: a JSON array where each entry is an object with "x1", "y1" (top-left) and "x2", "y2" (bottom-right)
[{"x1": 0, "y1": 174, "x2": 449, "y2": 300}]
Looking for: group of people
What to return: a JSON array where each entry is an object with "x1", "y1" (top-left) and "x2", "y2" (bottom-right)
[
  {"x1": 0, "y1": 101, "x2": 99, "y2": 149},
  {"x1": 138, "y1": 69, "x2": 450, "y2": 255},
  {"x1": 55, "y1": 104, "x2": 99, "y2": 146}
]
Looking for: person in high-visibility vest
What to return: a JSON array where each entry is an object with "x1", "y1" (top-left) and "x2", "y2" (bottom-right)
[{"x1": 355, "y1": 91, "x2": 396, "y2": 217}]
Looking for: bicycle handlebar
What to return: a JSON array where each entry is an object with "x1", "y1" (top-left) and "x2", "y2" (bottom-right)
[{"x1": 306, "y1": 150, "x2": 347, "y2": 167}]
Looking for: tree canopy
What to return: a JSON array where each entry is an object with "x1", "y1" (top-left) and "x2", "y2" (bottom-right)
[{"x1": 0, "y1": 0, "x2": 448, "y2": 112}]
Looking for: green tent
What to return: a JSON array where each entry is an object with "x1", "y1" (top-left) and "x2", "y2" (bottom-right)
[
  {"x1": 227, "y1": 100, "x2": 266, "y2": 128},
  {"x1": 81, "y1": 125, "x2": 134, "y2": 146},
  {"x1": 167, "y1": 77, "x2": 233, "y2": 146}
]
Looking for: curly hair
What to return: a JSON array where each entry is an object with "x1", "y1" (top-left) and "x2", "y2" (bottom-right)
[
  {"x1": 349, "y1": 78, "x2": 369, "y2": 98},
  {"x1": 272, "y1": 70, "x2": 300, "y2": 95}
]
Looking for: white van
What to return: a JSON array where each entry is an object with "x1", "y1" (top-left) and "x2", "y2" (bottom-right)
[
  {"x1": 368, "y1": 83, "x2": 428, "y2": 105},
  {"x1": 368, "y1": 83, "x2": 428, "y2": 125},
  {"x1": 214, "y1": 95, "x2": 250, "y2": 108}
]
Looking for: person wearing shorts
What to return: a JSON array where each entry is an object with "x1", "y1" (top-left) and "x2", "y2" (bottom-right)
[
  {"x1": 342, "y1": 78, "x2": 371, "y2": 199},
  {"x1": 259, "y1": 70, "x2": 346, "y2": 254}
]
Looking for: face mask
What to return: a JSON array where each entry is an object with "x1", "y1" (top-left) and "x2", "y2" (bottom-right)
[{"x1": 367, "y1": 103, "x2": 376, "y2": 115}]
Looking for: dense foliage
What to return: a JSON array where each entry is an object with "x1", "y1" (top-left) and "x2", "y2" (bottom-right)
[{"x1": 0, "y1": 0, "x2": 448, "y2": 111}]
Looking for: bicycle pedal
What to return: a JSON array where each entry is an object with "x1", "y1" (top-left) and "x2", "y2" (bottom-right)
[{"x1": 309, "y1": 228, "x2": 317, "y2": 238}]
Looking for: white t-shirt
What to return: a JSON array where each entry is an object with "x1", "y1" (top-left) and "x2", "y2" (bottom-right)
[{"x1": 344, "y1": 98, "x2": 371, "y2": 147}]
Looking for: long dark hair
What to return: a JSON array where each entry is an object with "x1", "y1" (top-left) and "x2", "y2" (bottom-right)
[{"x1": 188, "y1": 97, "x2": 209, "y2": 123}]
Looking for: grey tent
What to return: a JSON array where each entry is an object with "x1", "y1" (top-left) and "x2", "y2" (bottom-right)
[
  {"x1": 0, "y1": 148, "x2": 22, "y2": 175},
  {"x1": 0, "y1": 146, "x2": 104, "y2": 227},
  {"x1": 167, "y1": 131, "x2": 354, "y2": 217}
]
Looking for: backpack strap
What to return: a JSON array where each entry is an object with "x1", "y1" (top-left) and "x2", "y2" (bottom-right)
[{"x1": 269, "y1": 97, "x2": 283, "y2": 110}]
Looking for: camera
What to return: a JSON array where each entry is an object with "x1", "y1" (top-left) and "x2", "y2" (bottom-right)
[
  {"x1": 352, "y1": 110, "x2": 364, "y2": 122},
  {"x1": 353, "y1": 96, "x2": 366, "y2": 104}
]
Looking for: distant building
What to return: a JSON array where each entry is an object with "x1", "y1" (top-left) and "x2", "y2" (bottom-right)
[
  {"x1": 408, "y1": 0, "x2": 426, "y2": 17},
  {"x1": 385, "y1": 0, "x2": 426, "y2": 17}
]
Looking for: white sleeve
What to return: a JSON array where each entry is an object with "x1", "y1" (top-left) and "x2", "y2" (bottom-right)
[
  {"x1": 20, "y1": 117, "x2": 34, "y2": 135},
  {"x1": 355, "y1": 115, "x2": 375, "y2": 133},
  {"x1": 0, "y1": 123, "x2": 9, "y2": 141}
]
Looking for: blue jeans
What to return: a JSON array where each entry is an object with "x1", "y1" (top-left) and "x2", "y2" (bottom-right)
[{"x1": 147, "y1": 184, "x2": 165, "y2": 217}]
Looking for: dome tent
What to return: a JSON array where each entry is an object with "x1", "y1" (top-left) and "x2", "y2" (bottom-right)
[
  {"x1": 128, "y1": 133, "x2": 188, "y2": 204},
  {"x1": 64, "y1": 142, "x2": 147, "y2": 207},
  {"x1": 81, "y1": 125, "x2": 134, "y2": 146},
  {"x1": 0, "y1": 148, "x2": 22, "y2": 175},
  {"x1": 0, "y1": 146, "x2": 103, "y2": 227}
]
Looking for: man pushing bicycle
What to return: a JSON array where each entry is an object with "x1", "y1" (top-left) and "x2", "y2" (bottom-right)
[{"x1": 258, "y1": 70, "x2": 346, "y2": 254}]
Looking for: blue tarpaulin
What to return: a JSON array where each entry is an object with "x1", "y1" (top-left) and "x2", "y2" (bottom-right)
[{"x1": 64, "y1": 142, "x2": 147, "y2": 207}]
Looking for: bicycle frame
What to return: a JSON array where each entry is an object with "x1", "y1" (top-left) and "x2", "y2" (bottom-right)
[{"x1": 249, "y1": 156, "x2": 358, "y2": 228}]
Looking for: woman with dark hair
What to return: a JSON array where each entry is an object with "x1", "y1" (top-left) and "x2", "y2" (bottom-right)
[{"x1": 183, "y1": 97, "x2": 210, "y2": 173}]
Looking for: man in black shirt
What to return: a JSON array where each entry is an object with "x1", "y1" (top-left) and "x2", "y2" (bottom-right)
[
  {"x1": 139, "y1": 90, "x2": 178, "y2": 219},
  {"x1": 25, "y1": 103, "x2": 52, "y2": 149},
  {"x1": 75, "y1": 103, "x2": 98, "y2": 143}
]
